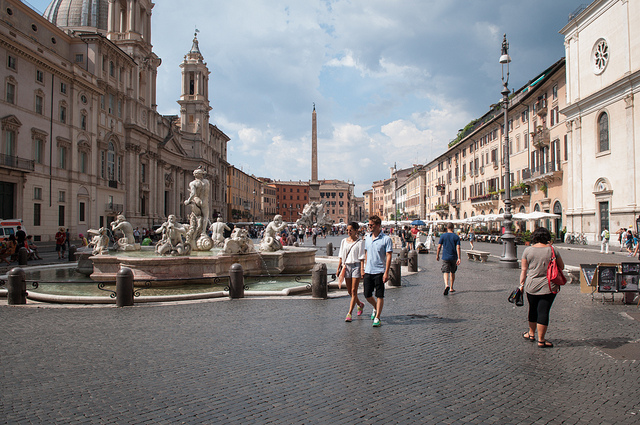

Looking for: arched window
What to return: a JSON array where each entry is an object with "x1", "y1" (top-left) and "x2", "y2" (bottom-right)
[
  {"x1": 598, "y1": 112, "x2": 609, "y2": 152},
  {"x1": 107, "y1": 142, "x2": 115, "y2": 181}
]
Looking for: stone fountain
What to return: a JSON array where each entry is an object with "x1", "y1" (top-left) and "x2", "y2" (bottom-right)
[{"x1": 79, "y1": 169, "x2": 317, "y2": 286}]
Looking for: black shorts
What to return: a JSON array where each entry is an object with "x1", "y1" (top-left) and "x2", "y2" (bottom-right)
[
  {"x1": 441, "y1": 260, "x2": 457, "y2": 274},
  {"x1": 363, "y1": 273, "x2": 385, "y2": 299}
]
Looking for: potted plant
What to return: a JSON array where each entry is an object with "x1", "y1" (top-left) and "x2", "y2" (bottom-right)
[
  {"x1": 540, "y1": 183, "x2": 548, "y2": 197},
  {"x1": 522, "y1": 230, "x2": 532, "y2": 246}
]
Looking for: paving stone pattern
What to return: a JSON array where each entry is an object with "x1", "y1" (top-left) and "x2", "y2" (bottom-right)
[{"x1": 2, "y1": 246, "x2": 640, "y2": 424}]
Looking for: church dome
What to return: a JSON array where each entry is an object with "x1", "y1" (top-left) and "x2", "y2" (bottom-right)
[{"x1": 43, "y1": 0, "x2": 109, "y2": 31}]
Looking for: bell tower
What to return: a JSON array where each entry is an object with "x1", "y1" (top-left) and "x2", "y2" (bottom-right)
[{"x1": 178, "y1": 31, "x2": 211, "y2": 140}]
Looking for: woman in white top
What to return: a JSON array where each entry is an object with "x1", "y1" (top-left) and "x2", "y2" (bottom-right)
[{"x1": 338, "y1": 222, "x2": 366, "y2": 322}]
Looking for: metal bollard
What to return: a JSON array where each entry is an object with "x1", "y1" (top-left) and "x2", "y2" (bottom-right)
[
  {"x1": 18, "y1": 246, "x2": 29, "y2": 266},
  {"x1": 229, "y1": 263, "x2": 245, "y2": 299},
  {"x1": 116, "y1": 267, "x2": 134, "y2": 307},
  {"x1": 408, "y1": 250, "x2": 418, "y2": 272},
  {"x1": 68, "y1": 245, "x2": 77, "y2": 262},
  {"x1": 7, "y1": 267, "x2": 27, "y2": 305},
  {"x1": 400, "y1": 247, "x2": 408, "y2": 266},
  {"x1": 311, "y1": 262, "x2": 328, "y2": 299},
  {"x1": 389, "y1": 258, "x2": 401, "y2": 287},
  {"x1": 326, "y1": 242, "x2": 333, "y2": 256}
]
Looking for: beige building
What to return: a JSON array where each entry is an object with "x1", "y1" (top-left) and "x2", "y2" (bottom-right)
[
  {"x1": 368, "y1": 58, "x2": 568, "y2": 237},
  {"x1": 371, "y1": 179, "x2": 385, "y2": 218},
  {"x1": 560, "y1": 0, "x2": 640, "y2": 241},
  {"x1": 362, "y1": 189, "x2": 373, "y2": 219},
  {"x1": 0, "y1": 0, "x2": 228, "y2": 240},
  {"x1": 319, "y1": 179, "x2": 354, "y2": 224},
  {"x1": 226, "y1": 166, "x2": 261, "y2": 223}
]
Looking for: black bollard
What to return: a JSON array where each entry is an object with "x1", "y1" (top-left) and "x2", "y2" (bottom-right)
[
  {"x1": 7, "y1": 267, "x2": 27, "y2": 305},
  {"x1": 311, "y1": 262, "x2": 328, "y2": 299},
  {"x1": 408, "y1": 249, "x2": 418, "y2": 272},
  {"x1": 400, "y1": 247, "x2": 408, "y2": 266},
  {"x1": 229, "y1": 263, "x2": 245, "y2": 299},
  {"x1": 389, "y1": 258, "x2": 401, "y2": 287},
  {"x1": 68, "y1": 245, "x2": 77, "y2": 262},
  {"x1": 116, "y1": 267, "x2": 134, "y2": 307},
  {"x1": 326, "y1": 242, "x2": 333, "y2": 256},
  {"x1": 18, "y1": 246, "x2": 29, "y2": 266}
]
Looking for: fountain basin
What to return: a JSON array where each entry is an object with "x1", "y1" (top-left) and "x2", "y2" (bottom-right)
[{"x1": 88, "y1": 246, "x2": 317, "y2": 286}]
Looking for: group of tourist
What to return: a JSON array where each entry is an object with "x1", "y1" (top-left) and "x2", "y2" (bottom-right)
[
  {"x1": 1, "y1": 226, "x2": 43, "y2": 265},
  {"x1": 616, "y1": 227, "x2": 640, "y2": 257},
  {"x1": 335, "y1": 215, "x2": 562, "y2": 348}
]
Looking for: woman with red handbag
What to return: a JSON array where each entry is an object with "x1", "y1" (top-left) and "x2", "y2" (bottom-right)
[{"x1": 519, "y1": 227, "x2": 565, "y2": 348}]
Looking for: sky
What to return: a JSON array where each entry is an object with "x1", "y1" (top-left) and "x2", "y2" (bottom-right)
[{"x1": 28, "y1": 0, "x2": 584, "y2": 196}]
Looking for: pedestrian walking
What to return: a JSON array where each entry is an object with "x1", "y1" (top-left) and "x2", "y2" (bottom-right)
[
  {"x1": 55, "y1": 227, "x2": 66, "y2": 259},
  {"x1": 364, "y1": 215, "x2": 393, "y2": 327},
  {"x1": 469, "y1": 229, "x2": 475, "y2": 250},
  {"x1": 519, "y1": 227, "x2": 563, "y2": 348},
  {"x1": 436, "y1": 222, "x2": 461, "y2": 295},
  {"x1": 600, "y1": 228, "x2": 610, "y2": 253},
  {"x1": 338, "y1": 222, "x2": 366, "y2": 322},
  {"x1": 65, "y1": 228, "x2": 71, "y2": 250}
]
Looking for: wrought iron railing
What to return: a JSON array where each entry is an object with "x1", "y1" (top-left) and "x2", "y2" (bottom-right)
[{"x1": 0, "y1": 153, "x2": 35, "y2": 172}]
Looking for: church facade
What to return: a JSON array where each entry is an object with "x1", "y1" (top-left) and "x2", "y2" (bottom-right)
[{"x1": 0, "y1": 0, "x2": 228, "y2": 241}]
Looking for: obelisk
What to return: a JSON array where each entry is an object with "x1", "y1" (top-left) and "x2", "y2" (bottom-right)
[{"x1": 308, "y1": 103, "x2": 320, "y2": 202}]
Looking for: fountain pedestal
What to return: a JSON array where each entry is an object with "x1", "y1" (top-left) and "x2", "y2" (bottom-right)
[{"x1": 89, "y1": 246, "x2": 317, "y2": 286}]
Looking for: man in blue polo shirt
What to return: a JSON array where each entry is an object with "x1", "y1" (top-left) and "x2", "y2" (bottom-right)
[
  {"x1": 364, "y1": 215, "x2": 393, "y2": 327},
  {"x1": 436, "y1": 222, "x2": 461, "y2": 295}
]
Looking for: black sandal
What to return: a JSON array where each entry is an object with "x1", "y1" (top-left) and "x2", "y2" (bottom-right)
[
  {"x1": 537, "y1": 340, "x2": 554, "y2": 348},
  {"x1": 522, "y1": 332, "x2": 535, "y2": 341}
]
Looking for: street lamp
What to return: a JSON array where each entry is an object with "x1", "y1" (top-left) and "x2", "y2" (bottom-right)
[{"x1": 499, "y1": 34, "x2": 518, "y2": 268}]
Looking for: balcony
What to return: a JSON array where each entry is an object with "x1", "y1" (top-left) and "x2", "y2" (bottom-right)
[
  {"x1": 105, "y1": 203, "x2": 124, "y2": 213},
  {"x1": 532, "y1": 127, "x2": 550, "y2": 148},
  {"x1": 434, "y1": 203, "x2": 449, "y2": 217},
  {"x1": 510, "y1": 186, "x2": 530, "y2": 199},
  {"x1": 435, "y1": 183, "x2": 446, "y2": 192},
  {"x1": 535, "y1": 99, "x2": 547, "y2": 116},
  {"x1": 0, "y1": 153, "x2": 35, "y2": 172},
  {"x1": 522, "y1": 161, "x2": 563, "y2": 185},
  {"x1": 470, "y1": 193, "x2": 499, "y2": 208}
]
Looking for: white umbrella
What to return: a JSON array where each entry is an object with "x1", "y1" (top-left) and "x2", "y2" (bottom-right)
[{"x1": 522, "y1": 211, "x2": 560, "y2": 220}]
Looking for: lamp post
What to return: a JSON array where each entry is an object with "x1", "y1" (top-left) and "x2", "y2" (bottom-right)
[{"x1": 499, "y1": 34, "x2": 518, "y2": 268}]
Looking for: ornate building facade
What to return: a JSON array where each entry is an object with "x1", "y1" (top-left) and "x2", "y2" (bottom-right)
[
  {"x1": 560, "y1": 0, "x2": 640, "y2": 239},
  {"x1": 0, "y1": 0, "x2": 228, "y2": 240}
]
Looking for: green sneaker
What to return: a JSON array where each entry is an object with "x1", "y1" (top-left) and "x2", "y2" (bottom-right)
[
  {"x1": 371, "y1": 309, "x2": 376, "y2": 320},
  {"x1": 372, "y1": 318, "x2": 381, "y2": 327}
]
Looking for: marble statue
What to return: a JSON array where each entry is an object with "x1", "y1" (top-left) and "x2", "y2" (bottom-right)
[
  {"x1": 296, "y1": 201, "x2": 334, "y2": 228},
  {"x1": 111, "y1": 214, "x2": 141, "y2": 251},
  {"x1": 222, "y1": 227, "x2": 255, "y2": 255},
  {"x1": 210, "y1": 217, "x2": 231, "y2": 248},
  {"x1": 155, "y1": 214, "x2": 191, "y2": 256},
  {"x1": 87, "y1": 227, "x2": 110, "y2": 255},
  {"x1": 260, "y1": 214, "x2": 288, "y2": 252},
  {"x1": 184, "y1": 166, "x2": 213, "y2": 250}
]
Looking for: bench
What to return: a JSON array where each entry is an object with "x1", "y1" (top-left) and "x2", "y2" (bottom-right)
[
  {"x1": 467, "y1": 250, "x2": 490, "y2": 262},
  {"x1": 563, "y1": 265, "x2": 580, "y2": 284}
]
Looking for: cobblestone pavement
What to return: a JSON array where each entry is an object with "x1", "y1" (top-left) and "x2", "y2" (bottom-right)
[{"x1": 2, "y1": 241, "x2": 640, "y2": 424}]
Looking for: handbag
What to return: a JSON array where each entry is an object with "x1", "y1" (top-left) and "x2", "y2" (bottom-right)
[
  {"x1": 337, "y1": 238, "x2": 359, "y2": 278},
  {"x1": 508, "y1": 287, "x2": 524, "y2": 306},
  {"x1": 546, "y1": 246, "x2": 566, "y2": 293}
]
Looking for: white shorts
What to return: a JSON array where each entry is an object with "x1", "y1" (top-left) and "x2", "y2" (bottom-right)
[{"x1": 344, "y1": 263, "x2": 362, "y2": 279}]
